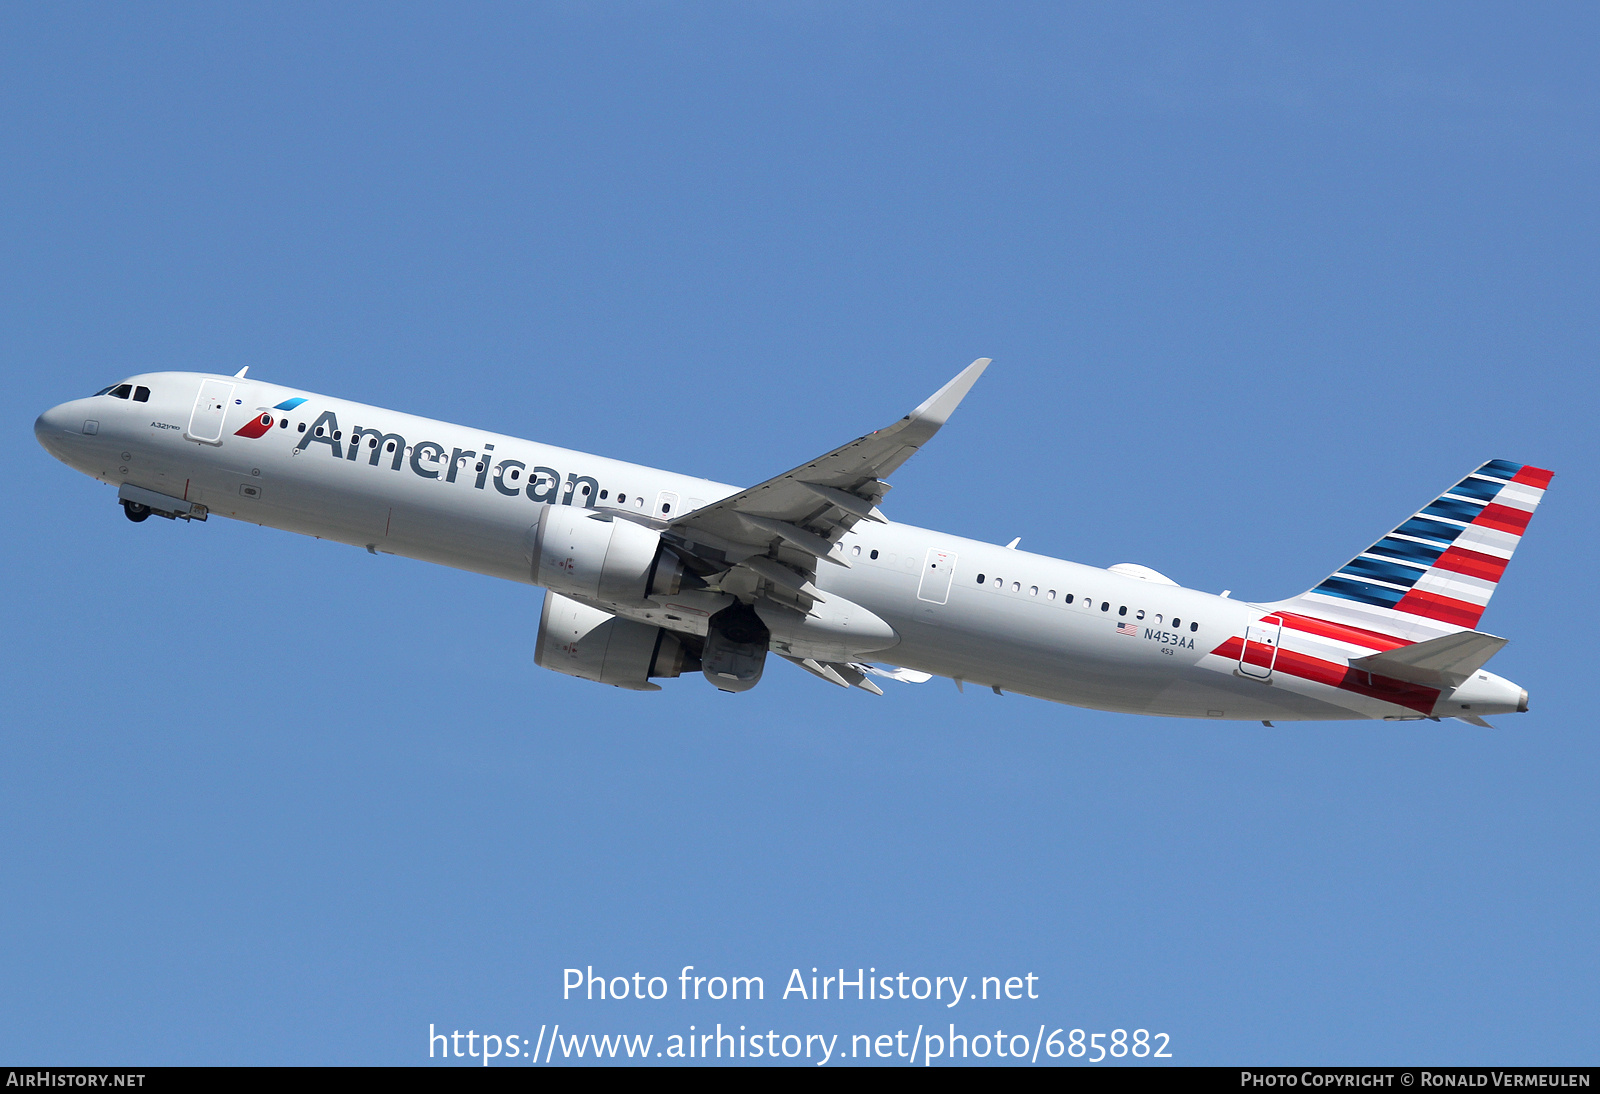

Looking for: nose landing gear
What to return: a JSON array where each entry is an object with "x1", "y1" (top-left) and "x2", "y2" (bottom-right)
[{"x1": 116, "y1": 484, "x2": 206, "y2": 521}]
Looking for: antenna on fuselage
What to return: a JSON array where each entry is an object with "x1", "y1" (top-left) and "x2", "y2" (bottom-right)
[{"x1": 234, "y1": 366, "x2": 249, "y2": 378}]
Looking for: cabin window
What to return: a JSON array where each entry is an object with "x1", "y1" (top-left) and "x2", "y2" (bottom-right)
[
  {"x1": 635, "y1": 496, "x2": 643, "y2": 507},
  {"x1": 582, "y1": 484, "x2": 591, "y2": 496},
  {"x1": 1011, "y1": 581, "x2": 1020, "y2": 593},
  {"x1": 870, "y1": 549, "x2": 879, "y2": 560},
  {"x1": 298, "y1": 422, "x2": 306, "y2": 433},
  {"x1": 334, "y1": 431, "x2": 342, "y2": 440},
  {"x1": 852, "y1": 545, "x2": 861, "y2": 557},
  {"x1": 133, "y1": 386, "x2": 150, "y2": 402},
  {"x1": 600, "y1": 490, "x2": 609, "y2": 500},
  {"x1": 1136, "y1": 610, "x2": 1145, "y2": 620},
  {"x1": 1190, "y1": 622, "x2": 1199, "y2": 632},
  {"x1": 1172, "y1": 618, "x2": 1181, "y2": 628},
  {"x1": 1064, "y1": 594, "x2": 1074, "y2": 604},
  {"x1": 1119, "y1": 606, "x2": 1127, "y2": 616},
  {"x1": 1029, "y1": 586, "x2": 1039, "y2": 596},
  {"x1": 617, "y1": 494, "x2": 626, "y2": 503},
  {"x1": 1101, "y1": 602, "x2": 1110, "y2": 612},
  {"x1": 509, "y1": 468, "x2": 520, "y2": 480},
  {"x1": 992, "y1": 577, "x2": 1002, "y2": 588},
  {"x1": 1047, "y1": 590, "x2": 1056, "y2": 600},
  {"x1": 279, "y1": 419, "x2": 288, "y2": 428},
  {"x1": 475, "y1": 462, "x2": 484, "y2": 472},
  {"x1": 976, "y1": 573, "x2": 985, "y2": 584}
]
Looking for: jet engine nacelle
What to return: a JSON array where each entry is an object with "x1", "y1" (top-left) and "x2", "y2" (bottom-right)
[
  {"x1": 527, "y1": 505, "x2": 683, "y2": 604},
  {"x1": 534, "y1": 592, "x2": 695, "y2": 691}
]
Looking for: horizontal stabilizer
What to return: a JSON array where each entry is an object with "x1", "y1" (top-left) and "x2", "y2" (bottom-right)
[
  {"x1": 1456, "y1": 714, "x2": 1495, "y2": 728},
  {"x1": 1349, "y1": 630, "x2": 1508, "y2": 689}
]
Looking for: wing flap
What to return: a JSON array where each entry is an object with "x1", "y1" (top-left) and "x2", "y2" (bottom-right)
[
  {"x1": 781, "y1": 655, "x2": 886, "y2": 695},
  {"x1": 794, "y1": 480, "x2": 888, "y2": 523},
  {"x1": 736, "y1": 555, "x2": 823, "y2": 600}
]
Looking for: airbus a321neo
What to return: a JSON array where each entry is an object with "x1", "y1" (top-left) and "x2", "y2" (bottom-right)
[{"x1": 35, "y1": 361, "x2": 1549, "y2": 725}]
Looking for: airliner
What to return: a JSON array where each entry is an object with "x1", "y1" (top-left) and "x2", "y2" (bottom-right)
[{"x1": 34, "y1": 361, "x2": 1548, "y2": 725}]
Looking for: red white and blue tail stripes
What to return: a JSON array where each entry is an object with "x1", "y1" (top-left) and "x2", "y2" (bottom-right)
[{"x1": 1274, "y1": 460, "x2": 1551, "y2": 643}]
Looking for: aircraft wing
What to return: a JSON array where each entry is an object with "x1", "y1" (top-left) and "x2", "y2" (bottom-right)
[{"x1": 657, "y1": 358, "x2": 989, "y2": 602}]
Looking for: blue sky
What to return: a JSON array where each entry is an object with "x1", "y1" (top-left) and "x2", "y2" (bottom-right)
[{"x1": 2, "y1": 3, "x2": 1596, "y2": 1065}]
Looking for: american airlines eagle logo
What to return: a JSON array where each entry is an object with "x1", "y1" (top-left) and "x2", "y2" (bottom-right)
[{"x1": 233, "y1": 397, "x2": 308, "y2": 438}]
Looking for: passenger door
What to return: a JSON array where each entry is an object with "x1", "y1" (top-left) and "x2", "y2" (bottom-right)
[
  {"x1": 1239, "y1": 615, "x2": 1283, "y2": 680},
  {"x1": 916, "y1": 548, "x2": 957, "y2": 605},
  {"x1": 185, "y1": 380, "x2": 234, "y2": 446}
]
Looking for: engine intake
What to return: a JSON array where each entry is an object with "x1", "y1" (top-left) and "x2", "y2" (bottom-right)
[{"x1": 527, "y1": 505, "x2": 683, "y2": 604}]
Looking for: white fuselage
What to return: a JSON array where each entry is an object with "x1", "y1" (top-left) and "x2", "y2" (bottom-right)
[{"x1": 35, "y1": 372, "x2": 1527, "y2": 722}]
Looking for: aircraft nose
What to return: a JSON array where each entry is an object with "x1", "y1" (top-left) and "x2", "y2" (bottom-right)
[
  {"x1": 36, "y1": 403, "x2": 67, "y2": 444},
  {"x1": 35, "y1": 401, "x2": 88, "y2": 459}
]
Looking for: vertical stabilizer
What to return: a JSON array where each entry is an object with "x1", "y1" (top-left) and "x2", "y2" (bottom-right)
[{"x1": 1270, "y1": 460, "x2": 1552, "y2": 644}]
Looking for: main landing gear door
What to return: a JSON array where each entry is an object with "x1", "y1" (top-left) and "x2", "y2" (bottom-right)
[
  {"x1": 1239, "y1": 614, "x2": 1283, "y2": 680},
  {"x1": 185, "y1": 379, "x2": 235, "y2": 446}
]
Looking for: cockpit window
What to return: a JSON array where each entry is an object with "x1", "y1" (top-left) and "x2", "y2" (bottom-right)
[
  {"x1": 93, "y1": 385, "x2": 115, "y2": 396},
  {"x1": 133, "y1": 386, "x2": 150, "y2": 402},
  {"x1": 108, "y1": 384, "x2": 132, "y2": 399}
]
